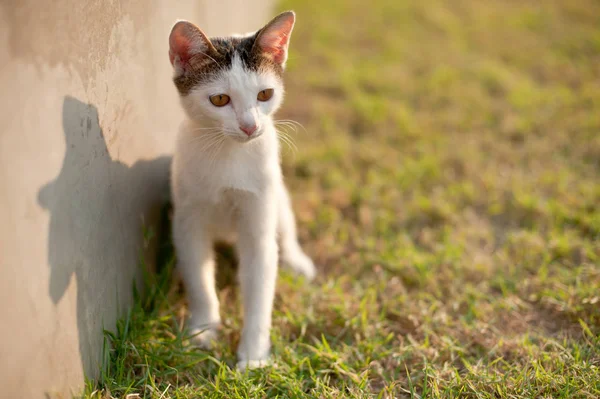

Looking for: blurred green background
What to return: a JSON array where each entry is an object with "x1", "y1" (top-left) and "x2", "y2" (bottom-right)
[{"x1": 89, "y1": 0, "x2": 600, "y2": 397}]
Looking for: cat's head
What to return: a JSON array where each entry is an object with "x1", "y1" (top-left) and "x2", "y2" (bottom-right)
[{"x1": 169, "y1": 11, "x2": 295, "y2": 142}]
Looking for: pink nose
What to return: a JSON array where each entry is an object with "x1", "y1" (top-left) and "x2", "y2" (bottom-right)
[{"x1": 240, "y1": 124, "x2": 257, "y2": 136}]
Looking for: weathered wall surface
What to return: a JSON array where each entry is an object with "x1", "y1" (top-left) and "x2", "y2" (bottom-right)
[{"x1": 0, "y1": 1, "x2": 272, "y2": 397}]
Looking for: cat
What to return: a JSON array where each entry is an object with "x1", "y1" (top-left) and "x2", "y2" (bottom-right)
[{"x1": 168, "y1": 11, "x2": 316, "y2": 370}]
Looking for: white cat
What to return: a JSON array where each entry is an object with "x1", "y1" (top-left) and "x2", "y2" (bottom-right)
[{"x1": 168, "y1": 11, "x2": 316, "y2": 370}]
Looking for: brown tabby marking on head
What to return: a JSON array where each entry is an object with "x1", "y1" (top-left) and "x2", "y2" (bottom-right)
[{"x1": 174, "y1": 35, "x2": 283, "y2": 96}]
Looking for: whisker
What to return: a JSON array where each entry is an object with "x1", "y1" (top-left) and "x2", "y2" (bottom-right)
[
  {"x1": 189, "y1": 129, "x2": 223, "y2": 134},
  {"x1": 274, "y1": 119, "x2": 307, "y2": 134},
  {"x1": 273, "y1": 123, "x2": 295, "y2": 135},
  {"x1": 187, "y1": 133, "x2": 223, "y2": 148},
  {"x1": 276, "y1": 129, "x2": 298, "y2": 155},
  {"x1": 208, "y1": 137, "x2": 226, "y2": 166},
  {"x1": 187, "y1": 131, "x2": 222, "y2": 138},
  {"x1": 190, "y1": 133, "x2": 225, "y2": 152},
  {"x1": 283, "y1": 134, "x2": 298, "y2": 151}
]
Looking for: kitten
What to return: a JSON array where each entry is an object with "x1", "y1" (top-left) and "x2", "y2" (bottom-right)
[{"x1": 168, "y1": 11, "x2": 316, "y2": 370}]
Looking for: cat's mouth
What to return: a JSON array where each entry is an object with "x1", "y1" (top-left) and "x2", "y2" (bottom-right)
[{"x1": 229, "y1": 131, "x2": 262, "y2": 143}]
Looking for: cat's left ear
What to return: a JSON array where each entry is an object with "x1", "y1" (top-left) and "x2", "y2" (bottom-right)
[{"x1": 254, "y1": 11, "x2": 295, "y2": 68}]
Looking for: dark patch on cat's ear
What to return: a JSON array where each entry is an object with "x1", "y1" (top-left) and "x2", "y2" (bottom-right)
[
  {"x1": 253, "y1": 11, "x2": 295, "y2": 68},
  {"x1": 169, "y1": 21, "x2": 217, "y2": 74}
]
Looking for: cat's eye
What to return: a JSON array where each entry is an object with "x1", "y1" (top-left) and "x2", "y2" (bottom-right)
[
  {"x1": 257, "y1": 89, "x2": 274, "y2": 102},
  {"x1": 209, "y1": 94, "x2": 230, "y2": 107}
]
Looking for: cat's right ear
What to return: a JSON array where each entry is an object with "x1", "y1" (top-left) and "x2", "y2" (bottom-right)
[{"x1": 169, "y1": 21, "x2": 215, "y2": 74}]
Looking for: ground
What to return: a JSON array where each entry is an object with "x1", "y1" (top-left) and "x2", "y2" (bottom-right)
[{"x1": 84, "y1": 0, "x2": 600, "y2": 397}]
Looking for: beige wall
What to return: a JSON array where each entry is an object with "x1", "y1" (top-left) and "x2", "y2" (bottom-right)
[{"x1": 0, "y1": 1, "x2": 272, "y2": 397}]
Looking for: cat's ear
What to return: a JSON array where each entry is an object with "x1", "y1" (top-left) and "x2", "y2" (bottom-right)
[
  {"x1": 169, "y1": 21, "x2": 215, "y2": 73},
  {"x1": 254, "y1": 11, "x2": 295, "y2": 67}
]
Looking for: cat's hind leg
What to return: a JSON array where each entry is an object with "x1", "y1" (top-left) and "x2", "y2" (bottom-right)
[{"x1": 277, "y1": 185, "x2": 316, "y2": 280}]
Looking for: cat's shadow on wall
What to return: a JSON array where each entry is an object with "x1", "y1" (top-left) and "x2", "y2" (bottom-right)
[{"x1": 37, "y1": 96, "x2": 171, "y2": 379}]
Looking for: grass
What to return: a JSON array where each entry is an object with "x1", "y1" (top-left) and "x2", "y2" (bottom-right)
[{"x1": 83, "y1": 0, "x2": 600, "y2": 397}]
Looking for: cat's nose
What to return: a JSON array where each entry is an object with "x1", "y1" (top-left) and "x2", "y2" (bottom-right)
[{"x1": 239, "y1": 124, "x2": 257, "y2": 136}]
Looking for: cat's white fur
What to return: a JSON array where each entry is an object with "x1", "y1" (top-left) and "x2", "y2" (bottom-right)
[{"x1": 170, "y1": 15, "x2": 315, "y2": 370}]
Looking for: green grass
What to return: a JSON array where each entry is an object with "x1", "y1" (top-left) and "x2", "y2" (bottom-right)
[{"x1": 84, "y1": 0, "x2": 600, "y2": 397}]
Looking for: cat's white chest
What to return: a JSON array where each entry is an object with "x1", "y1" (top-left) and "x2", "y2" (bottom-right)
[
  {"x1": 216, "y1": 148, "x2": 267, "y2": 194},
  {"x1": 207, "y1": 139, "x2": 277, "y2": 194},
  {"x1": 172, "y1": 127, "x2": 280, "y2": 206}
]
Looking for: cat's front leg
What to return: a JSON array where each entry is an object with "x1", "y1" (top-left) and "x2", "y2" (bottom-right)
[
  {"x1": 173, "y1": 206, "x2": 220, "y2": 349},
  {"x1": 235, "y1": 191, "x2": 279, "y2": 370}
]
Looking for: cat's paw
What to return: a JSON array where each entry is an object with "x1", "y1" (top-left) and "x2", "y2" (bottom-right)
[
  {"x1": 188, "y1": 325, "x2": 219, "y2": 350},
  {"x1": 236, "y1": 330, "x2": 271, "y2": 371},
  {"x1": 236, "y1": 358, "x2": 272, "y2": 371},
  {"x1": 282, "y1": 250, "x2": 317, "y2": 281}
]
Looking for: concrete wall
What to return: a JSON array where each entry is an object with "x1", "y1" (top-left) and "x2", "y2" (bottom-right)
[{"x1": 0, "y1": 1, "x2": 272, "y2": 397}]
